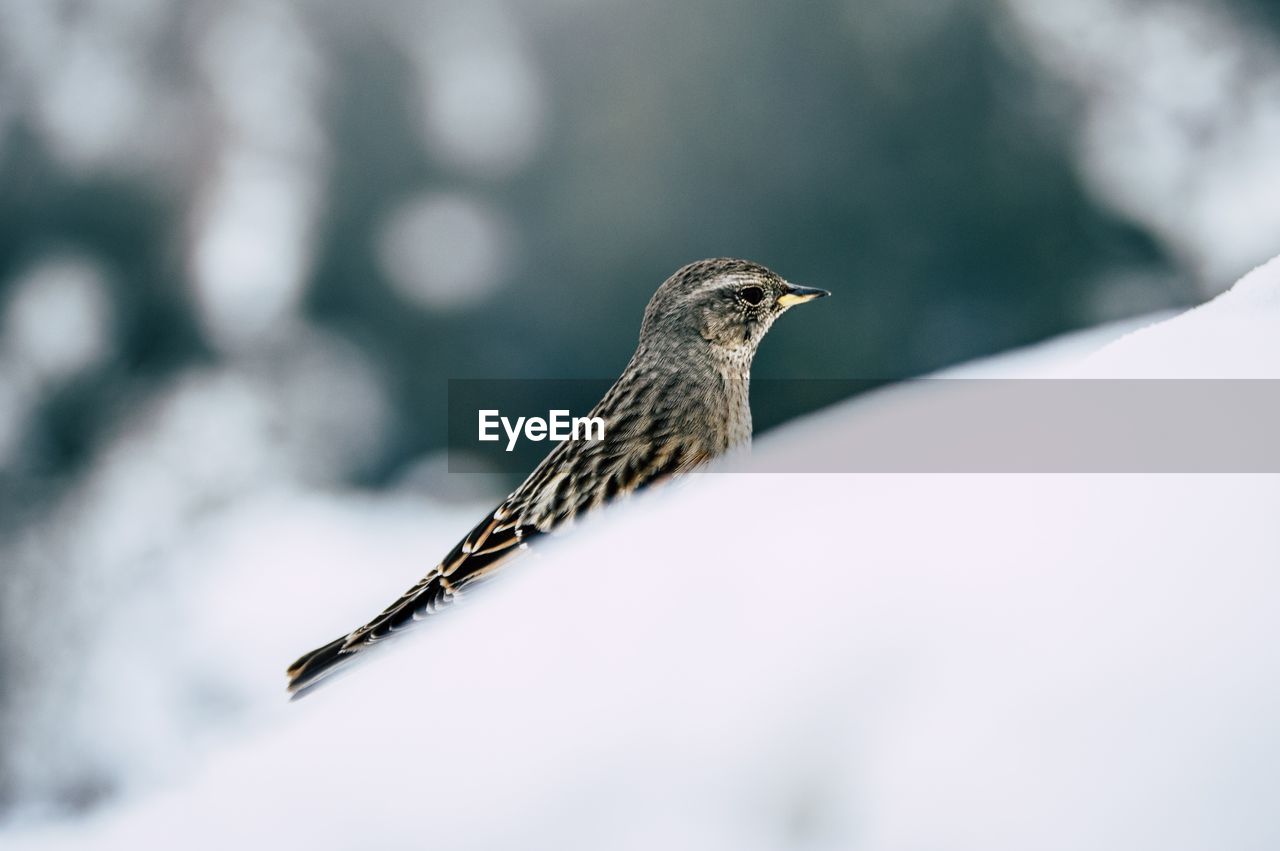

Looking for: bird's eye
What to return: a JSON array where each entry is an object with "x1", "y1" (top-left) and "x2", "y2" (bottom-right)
[{"x1": 738, "y1": 286, "x2": 765, "y2": 306}]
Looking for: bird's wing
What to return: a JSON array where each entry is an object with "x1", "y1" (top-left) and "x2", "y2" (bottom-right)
[{"x1": 285, "y1": 504, "x2": 539, "y2": 695}]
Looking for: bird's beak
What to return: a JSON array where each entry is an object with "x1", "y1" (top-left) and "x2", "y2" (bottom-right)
[{"x1": 777, "y1": 283, "x2": 832, "y2": 308}]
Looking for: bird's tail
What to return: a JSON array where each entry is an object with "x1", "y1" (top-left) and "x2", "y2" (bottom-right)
[
  {"x1": 286, "y1": 635, "x2": 357, "y2": 698},
  {"x1": 285, "y1": 508, "x2": 529, "y2": 699}
]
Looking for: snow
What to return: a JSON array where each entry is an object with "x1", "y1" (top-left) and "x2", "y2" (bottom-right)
[
  {"x1": 1069, "y1": 256, "x2": 1280, "y2": 378},
  {"x1": 4, "y1": 255, "x2": 1279, "y2": 849}
]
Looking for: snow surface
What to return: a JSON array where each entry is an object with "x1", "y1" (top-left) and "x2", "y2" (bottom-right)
[{"x1": 4, "y1": 255, "x2": 1279, "y2": 849}]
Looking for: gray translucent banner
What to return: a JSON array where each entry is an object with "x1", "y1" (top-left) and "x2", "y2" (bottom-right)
[{"x1": 447, "y1": 379, "x2": 1280, "y2": 474}]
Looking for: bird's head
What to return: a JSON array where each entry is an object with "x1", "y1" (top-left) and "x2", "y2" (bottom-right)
[{"x1": 639, "y1": 258, "x2": 830, "y2": 356}]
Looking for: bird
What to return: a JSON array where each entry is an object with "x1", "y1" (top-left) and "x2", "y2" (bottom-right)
[{"x1": 287, "y1": 258, "x2": 830, "y2": 696}]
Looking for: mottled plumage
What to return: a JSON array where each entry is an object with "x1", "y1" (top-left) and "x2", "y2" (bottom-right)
[{"x1": 287, "y1": 258, "x2": 828, "y2": 695}]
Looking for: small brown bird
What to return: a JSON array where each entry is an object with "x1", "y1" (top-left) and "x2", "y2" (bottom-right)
[{"x1": 287, "y1": 258, "x2": 829, "y2": 695}]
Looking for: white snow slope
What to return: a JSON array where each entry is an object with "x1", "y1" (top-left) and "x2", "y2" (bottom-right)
[{"x1": 6, "y1": 256, "x2": 1280, "y2": 850}]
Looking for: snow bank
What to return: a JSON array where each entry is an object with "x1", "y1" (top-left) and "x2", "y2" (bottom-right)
[{"x1": 5, "y1": 255, "x2": 1279, "y2": 850}]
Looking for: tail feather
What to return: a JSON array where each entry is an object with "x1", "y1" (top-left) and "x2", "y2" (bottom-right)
[
  {"x1": 285, "y1": 506, "x2": 536, "y2": 699},
  {"x1": 286, "y1": 636, "x2": 357, "y2": 697}
]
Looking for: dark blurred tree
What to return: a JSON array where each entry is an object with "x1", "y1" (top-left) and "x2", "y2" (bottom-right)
[
  {"x1": 306, "y1": 0, "x2": 1181, "y2": 480},
  {"x1": 1, "y1": 0, "x2": 1206, "y2": 488}
]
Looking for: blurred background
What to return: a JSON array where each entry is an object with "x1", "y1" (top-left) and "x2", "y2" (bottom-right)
[{"x1": 2, "y1": 0, "x2": 1279, "y2": 825}]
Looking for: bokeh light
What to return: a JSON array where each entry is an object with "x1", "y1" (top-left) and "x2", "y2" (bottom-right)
[{"x1": 376, "y1": 191, "x2": 514, "y2": 311}]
